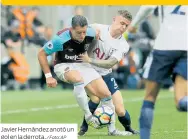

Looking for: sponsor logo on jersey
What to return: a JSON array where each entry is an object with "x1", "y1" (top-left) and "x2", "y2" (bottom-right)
[
  {"x1": 65, "y1": 54, "x2": 78, "y2": 60},
  {"x1": 68, "y1": 48, "x2": 74, "y2": 52}
]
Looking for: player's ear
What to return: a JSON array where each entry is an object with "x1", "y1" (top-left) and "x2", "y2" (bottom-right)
[{"x1": 95, "y1": 28, "x2": 100, "y2": 40}]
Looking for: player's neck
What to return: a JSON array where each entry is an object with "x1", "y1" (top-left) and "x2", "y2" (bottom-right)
[{"x1": 109, "y1": 26, "x2": 121, "y2": 39}]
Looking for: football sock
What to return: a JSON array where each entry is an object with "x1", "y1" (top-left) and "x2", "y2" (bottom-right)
[
  {"x1": 118, "y1": 110, "x2": 132, "y2": 131},
  {"x1": 73, "y1": 82, "x2": 92, "y2": 118},
  {"x1": 80, "y1": 100, "x2": 99, "y2": 131},
  {"x1": 101, "y1": 96, "x2": 116, "y2": 133},
  {"x1": 139, "y1": 100, "x2": 154, "y2": 139}
]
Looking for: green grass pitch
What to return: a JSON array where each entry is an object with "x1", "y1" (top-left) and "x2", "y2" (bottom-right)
[{"x1": 1, "y1": 89, "x2": 187, "y2": 139}]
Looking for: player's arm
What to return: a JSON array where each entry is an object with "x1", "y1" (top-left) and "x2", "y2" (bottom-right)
[
  {"x1": 38, "y1": 35, "x2": 63, "y2": 87},
  {"x1": 78, "y1": 53, "x2": 118, "y2": 69},
  {"x1": 38, "y1": 48, "x2": 51, "y2": 75},
  {"x1": 89, "y1": 56, "x2": 118, "y2": 69},
  {"x1": 129, "y1": 5, "x2": 156, "y2": 32}
]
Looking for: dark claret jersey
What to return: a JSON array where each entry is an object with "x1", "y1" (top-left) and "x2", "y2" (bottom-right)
[{"x1": 43, "y1": 27, "x2": 96, "y2": 64}]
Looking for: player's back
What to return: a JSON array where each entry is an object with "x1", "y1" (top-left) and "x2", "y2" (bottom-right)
[{"x1": 155, "y1": 6, "x2": 187, "y2": 51}]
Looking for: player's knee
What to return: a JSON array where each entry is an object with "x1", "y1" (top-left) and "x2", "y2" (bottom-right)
[
  {"x1": 177, "y1": 96, "x2": 188, "y2": 112},
  {"x1": 97, "y1": 88, "x2": 111, "y2": 98},
  {"x1": 90, "y1": 95, "x2": 100, "y2": 104},
  {"x1": 103, "y1": 90, "x2": 111, "y2": 98}
]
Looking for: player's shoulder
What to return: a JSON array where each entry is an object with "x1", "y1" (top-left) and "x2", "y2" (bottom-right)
[
  {"x1": 57, "y1": 28, "x2": 70, "y2": 36},
  {"x1": 56, "y1": 28, "x2": 71, "y2": 43}
]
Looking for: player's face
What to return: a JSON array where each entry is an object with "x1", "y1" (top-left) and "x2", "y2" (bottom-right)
[
  {"x1": 71, "y1": 26, "x2": 87, "y2": 42},
  {"x1": 113, "y1": 15, "x2": 131, "y2": 34}
]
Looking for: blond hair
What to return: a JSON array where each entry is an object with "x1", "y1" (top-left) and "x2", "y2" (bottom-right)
[{"x1": 118, "y1": 10, "x2": 132, "y2": 21}]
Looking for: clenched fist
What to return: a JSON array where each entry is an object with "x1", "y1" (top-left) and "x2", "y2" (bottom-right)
[{"x1": 46, "y1": 77, "x2": 58, "y2": 88}]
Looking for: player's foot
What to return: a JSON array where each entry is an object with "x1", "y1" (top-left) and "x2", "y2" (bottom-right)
[
  {"x1": 78, "y1": 127, "x2": 87, "y2": 136},
  {"x1": 108, "y1": 129, "x2": 133, "y2": 136},
  {"x1": 126, "y1": 128, "x2": 139, "y2": 135},
  {"x1": 85, "y1": 115, "x2": 100, "y2": 129}
]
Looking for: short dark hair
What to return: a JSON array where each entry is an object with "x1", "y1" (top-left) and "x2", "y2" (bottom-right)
[
  {"x1": 118, "y1": 10, "x2": 132, "y2": 21},
  {"x1": 71, "y1": 15, "x2": 88, "y2": 28}
]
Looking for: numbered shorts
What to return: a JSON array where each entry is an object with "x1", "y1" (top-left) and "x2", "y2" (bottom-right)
[
  {"x1": 102, "y1": 73, "x2": 119, "y2": 95},
  {"x1": 54, "y1": 63, "x2": 101, "y2": 87},
  {"x1": 143, "y1": 50, "x2": 187, "y2": 83}
]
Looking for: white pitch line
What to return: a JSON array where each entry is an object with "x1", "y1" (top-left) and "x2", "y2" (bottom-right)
[
  {"x1": 1, "y1": 95, "x2": 173, "y2": 115},
  {"x1": 89, "y1": 130, "x2": 187, "y2": 135}
]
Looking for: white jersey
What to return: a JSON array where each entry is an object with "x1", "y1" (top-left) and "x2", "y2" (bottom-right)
[
  {"x1": 131, "y1": 5, "x2": 187, "y2": 51},
  {"x1": 88, "y1": 24, "x2": 130, "y2": 76}
]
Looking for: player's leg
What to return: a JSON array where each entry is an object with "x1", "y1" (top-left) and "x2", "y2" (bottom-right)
[
  {"x1": 85, "y1": 78, "x2": 117, "y2": 132},
  {"x1": 84, "y1": 74, "x2": 132, "y2": 135},
  {"x1": 174, "y1": 75, "x2": 188, "y2": 111},
  {"x1": 78, "y1": 66, "x2": 115, "y2": 122},
  {"x1": 54, "y1": 64, "x2": 98, "y2": 128},
  {"x1": 140, "y1": 50, "x2": 175, "y2": 139},
  {"x1": 173, "y1": 52, "x2": 188, "y2": 111},
  {"x1": 79, "y1": 73, "x2": 135, "y2": 136},
  {"x1": 139, "y1": 80, "x2": 160, "y2": 139},
  {"x1": 112, "y1": 90, "x2": 139, "y2": 134},
  {"x1": 77, "y1": 64, "x2": 118, "y2": 129},
  {"x1": 101, "y1": 74, "x2": 138, "y2": 134},
  {"x1": 78, "y1": 93, "x2": 100, "y2": 136}
]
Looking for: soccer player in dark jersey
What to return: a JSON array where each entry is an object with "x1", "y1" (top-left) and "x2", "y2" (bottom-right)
[{"x1": 38, "y1": 15, "x2": 131, "y2": 135}]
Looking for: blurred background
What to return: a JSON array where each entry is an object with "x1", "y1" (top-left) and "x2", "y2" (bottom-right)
[{"x1": 1, "y1": 5, "x2": 173, "y2": 91}]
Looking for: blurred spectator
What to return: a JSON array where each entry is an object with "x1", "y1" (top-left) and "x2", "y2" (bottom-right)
[
  {"x1": 1, "y1": 25, "x2": 22, "y2": 49},
  {"x1": 1, "y1": 26, "x2": 29, "y2": 91},
  {"x1": 7, "y1": 6, "x2": 45, "y2": 46},
  {"x1": 64, "y1": 6, "x2": 89, "y2": 28}
]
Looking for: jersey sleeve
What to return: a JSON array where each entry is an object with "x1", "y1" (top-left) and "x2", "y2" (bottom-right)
[
  {"x1": 43, "y1": 35, "x2": 64, "y2": 55},
  {"x1": 111, "y1": 41, "x2": 130, "y2": 62},
  {"x1": 131, "y1": 5, "x2": 157, "y2": 27},
  {"x1": 86, "y1": 26, "x2": 96, "y2": 38}
]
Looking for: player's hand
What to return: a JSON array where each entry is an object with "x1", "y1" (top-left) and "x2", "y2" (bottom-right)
[
  {"x1": 128, "y1": 26, "x2": 137, "y2": 34},
  {"x1": 46, "y1": 77, "x2": 58, "y2": 88},
  {"x1": 77, "y1": 53, "x2": 91, "y2": 63}
]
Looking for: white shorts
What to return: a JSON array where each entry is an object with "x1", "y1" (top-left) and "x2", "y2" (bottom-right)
[{"x1": 54, "y1": 63, "x2": 101, "y2": 86}]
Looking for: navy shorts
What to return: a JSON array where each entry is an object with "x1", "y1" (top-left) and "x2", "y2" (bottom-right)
[
  {"x1": 102, "y1": 73, "x2": 119, "y2": 95},
  {"x1": 143, "y1": 50, "x2": 187, "y2": 84}
]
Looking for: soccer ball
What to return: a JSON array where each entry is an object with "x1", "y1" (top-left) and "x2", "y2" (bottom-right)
[{"x1": 93, "y1": 106, "x2": 114, "y2": 127}]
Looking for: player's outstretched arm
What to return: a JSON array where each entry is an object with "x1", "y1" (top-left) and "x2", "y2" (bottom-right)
[
  {"x1": 131, "y1": 5, "x2": 156, "y2": 27},
  {"x1": 38, "y1": 48, "x2": 52, "y2": 75},
  {"x1": 37, "y1": 35, "x2": 63, "y2": 88},
  {"x1": 38, "y1": 48, "x2": 57, "y2": 88},
  {"x1": 128, "y1": 5, "x2": 156, "y2": 33},
  {"x1": 89, "y1": 57, "x2": 118, "y2": 69},
  {"x1": 78, "y1": 53, "x2": 118, "y2": 69}
]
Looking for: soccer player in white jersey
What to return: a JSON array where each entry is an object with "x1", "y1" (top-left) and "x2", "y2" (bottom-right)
[
  {"x1": 77, "y1": 10, "x2": 138, "y2": 136},
  {"x1": 128, "y1": 5, "x2": 187, "y2": 139}
]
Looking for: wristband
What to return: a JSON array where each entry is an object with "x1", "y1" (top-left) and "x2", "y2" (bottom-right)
[{"x1": 45, "y1": 73, "x2": 52, "y2": 78}]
